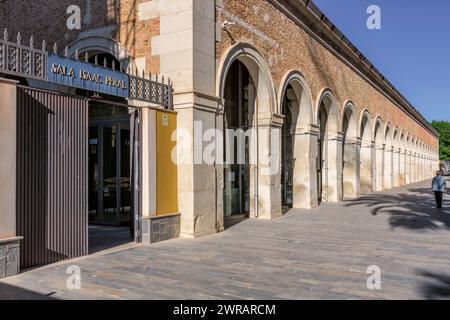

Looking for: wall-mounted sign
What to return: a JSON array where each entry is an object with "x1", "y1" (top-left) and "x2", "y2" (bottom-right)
[{"x1": 48, "y1": 53, "x2": 130, "y2": 98}]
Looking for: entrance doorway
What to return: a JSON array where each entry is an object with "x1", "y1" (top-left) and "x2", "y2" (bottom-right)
[
  {"x1": 317, "y1": 108, "x2": 327, "y2": 204},
  {"x1": 223, "y1": 60, "x2": 254, "y2": 226},
  {"x1": 281, "y1": 88, "x2": 294, "y2": 210},
  {"x1": 88, "y1": 102, "x2": 134, "y2": 252}
]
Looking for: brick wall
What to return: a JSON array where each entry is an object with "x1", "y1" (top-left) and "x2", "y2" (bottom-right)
[
  {"x1": 217, "y1": 0, "x2": 437, "y2": 149},
  {"x1": 0, "y1": 0, "x2": 160, "y2": 74}
]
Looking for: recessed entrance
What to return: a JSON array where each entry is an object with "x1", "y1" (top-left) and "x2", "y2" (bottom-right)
[
  {"x1": 223, "y1": 60, "x2": 255, "y2": 226},
  {"x1": 281, "y1": 85, "x2": 294, "y2": 210},
  {"x1": 88, "y1": 102, "x2": 133, "y2": 252}
]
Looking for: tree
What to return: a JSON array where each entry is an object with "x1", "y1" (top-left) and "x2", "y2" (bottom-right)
[{"x1": 431, "y1": 121, "x2": 450, "y2": 161}]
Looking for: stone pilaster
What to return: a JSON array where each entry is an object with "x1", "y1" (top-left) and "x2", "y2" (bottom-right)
[
  {"x1": 342, "y1": 137, "x2": 361, "y2": 199},
  {"x1": 322, "y1": 132, "x2": 343, "y2": 202},
  {"x1": 375, "y1": 144, "x2": 385, "y2": 191},
  {"x1": 360, "y1": 141, "x2": 375, "y2": 193},
  {"x1": 251, "y1": 115, "x2": 283, "y2": 219},
  {"x1": 383, "y1": 145, "x2": 393, "y2": 189},
  {"x1": 393, "y1": 148, "x2": 401, "y2": 188},
  {"x1": 292, "y1": 125, "x2": 319, "y2": 208}
]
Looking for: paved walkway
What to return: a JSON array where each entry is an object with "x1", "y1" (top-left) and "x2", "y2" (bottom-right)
[{"x1": 1, "y1": 179, "x2": 450, "y2": 300}]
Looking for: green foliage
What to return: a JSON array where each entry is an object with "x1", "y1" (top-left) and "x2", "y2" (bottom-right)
[{"x1": 431, "y1": 121, "x2": 450, "y2": 161}]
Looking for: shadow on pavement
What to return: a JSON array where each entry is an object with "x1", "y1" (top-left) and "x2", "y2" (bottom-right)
[
  {"x1": 0, "y1": 282, "x2": 57, "y2": 300},
  {"x1": 343, "y1": 181, "x2": 450, "y2": 231},
  {"x1": 89, "y1": 225, "x2": 133, "y2": 254},
  {"x1": 418, "y1": 270, "x2": 450, "y2": 299}
]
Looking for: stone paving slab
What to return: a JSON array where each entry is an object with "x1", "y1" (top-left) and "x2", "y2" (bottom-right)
[{"x1": 1, "y1": 179, "x2": 450, "y2": 300}]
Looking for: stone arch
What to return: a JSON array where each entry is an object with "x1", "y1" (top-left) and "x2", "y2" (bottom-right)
[
  {"x1": 67, "y1": 36, "x2": 133, "y2": 70},
  {"x1": 359, "y1": 110, "x2": 374, "y2": 193},
  {"x1": 341, "y1": 101, "x2": 360, "y2": 198},
  {"x1": 316, "y1": 89, "x2": 340, "y2": 132},
  {"x1": 217, "y1": 42, "x2": 277, "y2": 115},
  {"x1": 278, "y1": 70, "x2": 317, "y2": 209},
  {"x1": 216, "y1": 42, "x2": 281, "y2": 222},
  {"x1": 278, "y1": 70, "x2": 314, "y2": 127},
  {"x1": 316, "y1": 89, "x2": 342, "y2": 203}
]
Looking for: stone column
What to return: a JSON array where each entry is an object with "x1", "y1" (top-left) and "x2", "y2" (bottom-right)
[
  {"x1": 342, "y1": 137, "x2": 361, "y2": 199},
  {"x1": 419, "y1": 155, "x2": 423, "y2": 181},
  {"x1": 413, "y1": 153, "x2": 419, "y2": 183},
  {"x1": 360, "y1": 141, "x2": 374, "y2": 193},
  {"x1": 250, "y1": 116, "x2": 283, "y2": 219},
  {"x1": 153, "y1": 0, "x2": 219, "y2": 237},
  {"x1": 406, "y1": 151, "x2": 412, "y2": 184},
  {"x1": 322, "y1": 132, "x2": 343, "y2": 202},
  {"x1": 375, "y1": 144, "x2": 384, "y2": 191},
  {"x1": 292, "y1": 125, "x2": 319, "y2": 208},
  {"x1": 383, "y1": 145, "x2": 393, "y2": 189},
  {"x1": 393, "y1": 148, "x2": 400, "y2": 188},
  {"x1": 399, "y1": 149, "x2": 406, "y2": 186},
  {"x1": 410, "y1": 153, "x2": 415, "y2": 183}
]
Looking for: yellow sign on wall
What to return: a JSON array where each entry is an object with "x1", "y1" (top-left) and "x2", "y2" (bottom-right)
[{"x1": 156, "y1": 110, "x2": 178, "y2": 215}]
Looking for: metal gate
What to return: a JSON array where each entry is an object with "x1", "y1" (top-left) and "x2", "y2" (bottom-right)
[{"x1": 16, "y1": 86, "x2": 89, "y2": 269}]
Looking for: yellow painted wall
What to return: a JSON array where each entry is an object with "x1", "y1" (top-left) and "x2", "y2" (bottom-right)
[{"x1": 156, "y1": 110, "x2": 178, "y2": 215}]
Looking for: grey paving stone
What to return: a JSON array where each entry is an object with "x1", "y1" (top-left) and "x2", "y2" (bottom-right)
[{"x1": 1, "y1": 179, "x2": 450, "y2": 299}]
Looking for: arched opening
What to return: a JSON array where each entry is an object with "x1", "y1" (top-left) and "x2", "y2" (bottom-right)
[
  {"x1": 217, "y1": 43, "x2": 280, "y2": 227},
  {"x1": 281, "y1": 86, "x2": 295, "y2": 209},
  {"x1": 341, "y1": 104, "x2": 359, "y2": 199},
  {"x1": 223, "y1": 60, "x2": 255, "y2": 220},
  {"x1": 317, "y1": 92, "x2": 341, "y2": 203},
  {"x1": 374, "y1": 119, "x2": 384, "y2": 191},
  {"x1": 360, "y1": 112, "x2": 373, "y2": 193},
  {"x1": 383, "y1": 124, "x2": 393, "y2": 189},
  {"x1": 68, "y1": 36, "x2": 132, "y2": 71},
  {"x1": 86, "y1": 51, "x2": 125, "y2": 71},
  {"x1": 279, "y1": 72, "x2": 316, "y2": 209}
]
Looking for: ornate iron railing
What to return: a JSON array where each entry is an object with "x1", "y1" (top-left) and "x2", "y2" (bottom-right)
[
  {"x1": 0, "y1": 29, "x2": 47, "y2": 81},
  {"x1": 0, "y1": 29, "x2": 173, "y2": 109},
  {"x1": 129, "y1": 74, "x2": 172, "y2": 109}
]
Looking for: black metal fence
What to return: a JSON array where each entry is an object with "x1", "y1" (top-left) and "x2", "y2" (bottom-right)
[{"x1": 0, "y1": 28, "x2": 173, "y2": 109}]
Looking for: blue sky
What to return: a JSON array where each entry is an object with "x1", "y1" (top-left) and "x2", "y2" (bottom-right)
[{"x1": 313, "y1": 0, "x2": 450, "y2": 122}]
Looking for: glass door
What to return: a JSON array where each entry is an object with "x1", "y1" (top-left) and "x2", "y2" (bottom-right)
[
  {"x1": 102, "y1": 124, "x2": 119, "y2": 225},
  {"x1": 281, "y1": 98, "x2": 294, "y2": 209},
  {"x1": 89, "y1": 122, "x2": 131, "y2": 226}
]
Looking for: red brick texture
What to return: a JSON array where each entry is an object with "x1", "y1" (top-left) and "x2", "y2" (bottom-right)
[
  {"x1": 0, "y1": 0, "x2": 160, "y2": 74},
  {"x1": 216, "y1": 0, "x2": 438, "y2": 150}
]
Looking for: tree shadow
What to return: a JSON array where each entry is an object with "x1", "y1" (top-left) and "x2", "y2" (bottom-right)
[
  {"x1": 417, "y1": 270, "x2": 450, "y2": 300},
  {"x1": 343, "y1": 180, "x2": 450, "y2": 231}
]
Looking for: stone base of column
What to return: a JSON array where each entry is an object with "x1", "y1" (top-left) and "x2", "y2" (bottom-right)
[
  {"x1": 141, "y1": 214, "x2": 181, "y2": 244},
  {"x1": 0, "y1": 237, "x2": 23, "y2": 279}
]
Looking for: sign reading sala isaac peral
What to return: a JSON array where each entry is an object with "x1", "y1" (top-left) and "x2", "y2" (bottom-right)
[{"x1": 48, "y1": 53, "x2": 129, "y2": 98}]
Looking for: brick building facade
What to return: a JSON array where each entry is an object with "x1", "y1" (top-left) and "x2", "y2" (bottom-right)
[{"x1": 0, "y1": 0, "x2": 440, "y2": 266}]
